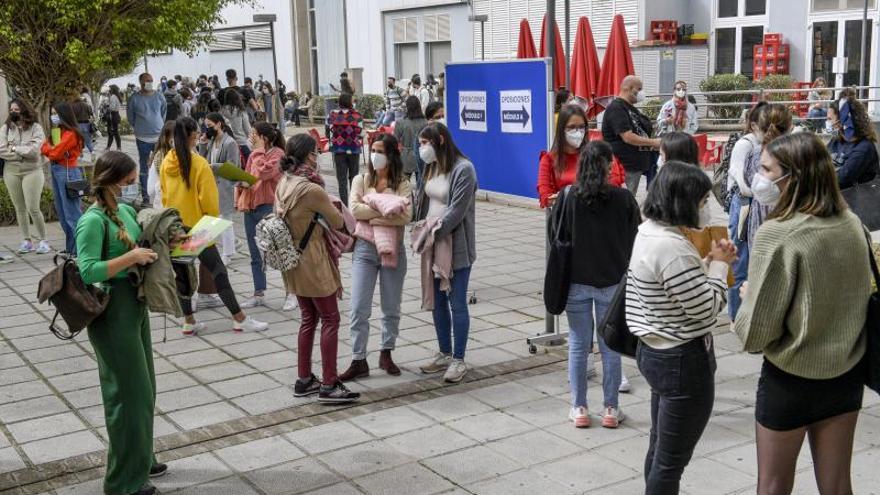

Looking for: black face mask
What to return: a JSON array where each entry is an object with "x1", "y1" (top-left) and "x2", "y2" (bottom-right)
[
  {"x1": 205, "y1": 127, "x2": 217, "y2": 139},
  {"x1": 9, "y1": 112, "x2": 20, "y2": 123}
]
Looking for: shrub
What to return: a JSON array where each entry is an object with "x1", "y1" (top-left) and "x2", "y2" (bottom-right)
[
  {"x1": 0, "y1": 177, "x2": 57, "y2": 225},
  {"x1": 357, "y1": 94, "x2": 386, "y2": 120},
  {"x1": 699, "y1": 74, "x2": 751, "y2": 123},
  {"x1": 309, "y1": 95, "x2": 327, "y2": 120},
  {"x1": 751, "y1": 74, "x2": 795, "y2": 103},
  {"x1": 639, "y1": 98, "x2": 663, "y2": 121}
]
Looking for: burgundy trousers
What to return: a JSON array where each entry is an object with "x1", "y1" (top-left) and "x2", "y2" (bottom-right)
[{"x1": 296, "y1": 295, "x2": 340, "y2": 385}]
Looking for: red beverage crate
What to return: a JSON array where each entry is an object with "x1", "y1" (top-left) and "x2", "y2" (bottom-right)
[{"x1": 764, "y1": 33, "x2": 782, "y2": 44}]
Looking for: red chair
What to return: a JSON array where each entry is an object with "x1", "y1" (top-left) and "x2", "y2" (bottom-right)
[
  {"x1": 308, "y1": 128, "x2": 330, "y2": 153},
  {"x1": 693, "y1": 133, "x2": 709, "y2": 166}
]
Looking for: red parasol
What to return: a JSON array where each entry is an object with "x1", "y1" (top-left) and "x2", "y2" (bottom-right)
[
  {"x1": 569, "y1": 17, "x2": 602, "y2": 117},
  {"x1": 594, "y1": 14, "x2": 635, "y2": 112},
  {"x1": 516, "y1": 19, "x2": 538, "y2": 59},
  {"x1": 539, "y1": 15, "x2": 566, "y2": 89}
]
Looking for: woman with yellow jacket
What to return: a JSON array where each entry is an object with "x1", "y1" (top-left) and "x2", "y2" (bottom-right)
[{"x1": 160, "y1": 117, "x2": 268, "y2": 335}]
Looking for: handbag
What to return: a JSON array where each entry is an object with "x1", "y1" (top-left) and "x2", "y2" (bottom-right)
[
  {"x1": 597, "y1": 274, "x2": 638, "y2": 358},
  {"x1": 861, "y1": 228, "x2": 880, "y2": 394},
  {"x1": 843, "y1": 178, "x2": 880, "y2": 231},
  {"x1": 543, "y1": 186, "x2": 573, "y2": 315},
  {"x1": 64, "y1": 156, "x2": 90, "y2": 200},
  {"x1": 36, "y1": 220, "x2": 111, "y2": 340}
]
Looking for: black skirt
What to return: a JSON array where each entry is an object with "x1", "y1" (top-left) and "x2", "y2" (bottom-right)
[{"x1": 756, "y1": 358, "x2": 864, "y2": 431}]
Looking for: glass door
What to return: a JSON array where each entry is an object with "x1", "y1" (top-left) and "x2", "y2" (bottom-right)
[
  {"x1": 812, "y1": 18, "x2": 873, "y2": 88},
  {"x1": 812, "y1": 21, "x2": 838, "y2": 84},
  {"x1": 843, "y1": 19, "x2": 872, "y2": 87}
]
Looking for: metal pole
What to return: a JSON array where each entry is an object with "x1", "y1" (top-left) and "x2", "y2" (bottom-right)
[
  {"x1": 269, "y1": 21, "x2": 279, "y2": 87},
  {"x1": 564, "y1": 0, "x2": 570, "y2": 89},
  {"x1": 481, "y1": 21, "x2": 485, "y2": 60},
  {"x1": 241, "y1": 31, "x2": 247, "y2": 79},
  {"x1": 860, "y1": 0, "x2": 869, "y2": 98},
  {"x1": 342, "y1": 0, "x2": 350, "y2": 70},
  {"x1": 547, "y1": 0, "x2": 557, "y2": 89},
  {"x1": 143, "y1": 55, "x2": 149, "y2": 73}
]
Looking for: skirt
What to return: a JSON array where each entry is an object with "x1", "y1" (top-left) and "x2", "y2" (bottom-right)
[{"x1": 756, "y1": 358, "x2": 864, "y2": 431}]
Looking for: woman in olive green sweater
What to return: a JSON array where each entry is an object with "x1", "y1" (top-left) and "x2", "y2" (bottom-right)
[
  {"x1": 735, "y1": 132, "x2": 871, "y2": 495},
  {"x1": 75, "y1": 151, "x2": 166, "y2": 495}
]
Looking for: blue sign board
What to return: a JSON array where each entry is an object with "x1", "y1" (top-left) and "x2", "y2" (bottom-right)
[{"x1": 445, "y1": 59, "x2": 551, "y2": 199}]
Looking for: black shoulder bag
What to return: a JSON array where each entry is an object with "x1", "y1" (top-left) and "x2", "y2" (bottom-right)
[
  {"x1": 861, "y1": 228, "x2": 880, "y2": 395},
  {"x1": 543, "y1": 186, "x2": 573, "y2": 315},
  {"x1": 598, "y1": 273, "x2": 638, "y2": 358}
]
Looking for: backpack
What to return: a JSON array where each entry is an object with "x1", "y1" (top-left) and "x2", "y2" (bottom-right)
[
  {"x1": 711, "y1": 132, "x2": 743, "y2": 213},
  {"x1": 255, "y1": 211, "x2": 319, "y2": 272},
  {"x1": 36, "y1": 221, "x2": 110, "y2": 340},
  {"x1": 165, "y1": 93, "x2": 181, "y2": 121}
]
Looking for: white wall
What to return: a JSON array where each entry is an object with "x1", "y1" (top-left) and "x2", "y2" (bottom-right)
[
  {"x1": 314, "y1": 0, "x2": 348, "y2": 96},
  {"x1": 767, "y1": 0, "x2": 809, "y2": 82},
  {"x1": 105, "y1": 0, "x2": 297, "y2": 90}
]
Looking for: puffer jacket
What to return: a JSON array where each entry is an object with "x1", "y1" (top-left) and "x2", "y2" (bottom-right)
[{"x1": 130, "y1": 207, "x2": 196, "y2": 317}]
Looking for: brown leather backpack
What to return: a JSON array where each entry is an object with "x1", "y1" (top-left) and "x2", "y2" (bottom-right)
[{"x1": 37, "y1": 221, "x2": 110, "y2": 340}]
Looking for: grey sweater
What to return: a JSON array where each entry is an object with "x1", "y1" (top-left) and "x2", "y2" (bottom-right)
[{"x1": 415, "y1": 158, "x2": 478, "y2": 270}]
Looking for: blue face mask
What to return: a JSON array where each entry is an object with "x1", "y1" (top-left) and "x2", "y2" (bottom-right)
[
  {"x1": 119, "y1": 184, "x2": 140, "y2": 204},
  {"x1": 50, "y1": 115, "x2": 61, "y2": 126}
]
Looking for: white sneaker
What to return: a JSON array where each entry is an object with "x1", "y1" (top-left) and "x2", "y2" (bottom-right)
[
  {"x1": 619, "y1": 375, "x2": 632, "y2": 393},
  {"x1": 194, "y1": 293, "x2": 223, "y2": 312},
  {"x1": 419, "y1": 352, "x2": 452, "y2": 374},
  {"x1": 234, "y1": 316, "x2": 268, "y2": 332},
  {"x1": 0, "y1": 254, "x2": 14, "y2": 265},
  {"x1": 182, "y1": 321, "x2": 206, "y2": 336},
  {"x1": 443, "y1": 359, "x2": 468, "y2": 383},
  {"x1": 569, "y1": 406, "x2": 591, "y2": 428},
  {"x1": 602, "y1": 406, "x2": 625, "y2": 429},
  {"x1": 239, "y1": 296, "x2": 265, "y2": 309},
  {"x1": 282, "y1": 294, "x2": 298, "y2": 311},
  {"x1": 17, "y1": 240, "x2": 34, "y2": 254},
  {"x1": 35, "y1": 240, "x2": 52, "y2": 255}
]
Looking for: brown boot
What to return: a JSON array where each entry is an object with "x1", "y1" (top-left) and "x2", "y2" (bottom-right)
[
  {"x1": 378, "y1": 350, "x2": 401, "y2": 376},
  {"x1": 338, "y1": 359, "x2": 369, "y2": 382}
]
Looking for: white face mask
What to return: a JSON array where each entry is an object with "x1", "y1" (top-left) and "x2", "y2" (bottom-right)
[
  {"x1": 635, "y1": 89, "x2": 646, "y2": 103},
  {"x1": 564, "y1": 129, "x2": 585, "y2": 148},
  {"x1": 371, "y1": 152, "x2": 388, "y2": 170},
  {"x1": 419, "y1": 144, "x2": 437, "y2": 164},
  {"x1": 698, "y1": 202, "x2": 712, "y2": 229},
  {"x1": 752, "y1": 173, "x2": 789, "y2": 207},
  {"x1": 675, "y1": 89, "x2": 686, "y2": 99},
  {"x1": 143, "y1": 82, "x2": 154, "y2": 92},
  {"x1": 657, "y1": 154, "x2": 665, "y2": 169}
]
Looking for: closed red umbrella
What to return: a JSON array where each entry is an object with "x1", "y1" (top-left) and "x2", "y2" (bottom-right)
[
  {"x1": 594, "y1": 14, "x2": 635, "y2": 112},
  {"x1": 570, "y1": 17, "x2": 601, "y2": 116},
  {"x1": 517, "y1": 19, "x2": 538, "y2": 59},
  {"x1": 539, "y1": 15, "x2": 566, "y2": 89}
]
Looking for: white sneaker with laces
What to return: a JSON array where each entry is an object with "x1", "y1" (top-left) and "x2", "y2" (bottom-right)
[
  {"x1": 35, "y1": 240, "x2": 52, "y2": 255},
  {"x1": 282, "y1": 294, "x2": 298, "y2": 311},
  {"x1": 182, "y1": 321, "x2": 206, "y2": 336},
  {"x1": 602, "y1": 406, "x2": 625, "y2": 428},
  {"x1": 234, "y1": 316, "x2": 268, "y2": 332},
  {"x1": 443, "y1": 359, "x2": 468, "y2": 383},
  {"x1": 619, "y1": 375, "x2": 632, "y2": 393},
  {"x1": 419, "y1": 352, "x2": 452, "y2": 374},
  {"x1": 18, "y1": 240, "x2": 34, "y2": 254},
  {"x1": 569, "y1": 406, "x2": 591, "y2": 428},
  {"x1": 240, "y1": 296, "x2": 265, "y2": 309},
  {"x1": 0, "y1": 254, "x2": 14, "y2": 265}
]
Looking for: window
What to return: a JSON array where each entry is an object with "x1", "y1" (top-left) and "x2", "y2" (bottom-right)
[
  {"x1": 844, "y1": 19, "x2": 873, "y2": 86},
  {"x1": 812, "y1": 0, "x2": 876, "y2": 10},
  {"x1": 716, "y1": 28, "x2": 736, "y2": 74},
  {"x1": 741, "y1": 26, "x2": 764, "y2": 78},
  {"x1": 426, "y1": 42, "x2": 451, "y2": 77},
  {"x1": 745, "y1": 0, "x2": 766, "y2": 15},
  {"x1": 396, "y1": 43, "x2": 419, "y2": 80},
  {"x1": 719, "y1": 0, "x2": 738, "y2": 17}
]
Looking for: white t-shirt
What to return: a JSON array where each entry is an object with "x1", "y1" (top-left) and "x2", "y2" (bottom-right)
[{"x1": 425, "y1": 173, "x2": 449, "y2": 219}]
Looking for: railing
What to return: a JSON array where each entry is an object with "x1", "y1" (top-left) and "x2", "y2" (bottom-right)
[{"x1": 638, "y1": 85, "x2": 880, "y2": 125}]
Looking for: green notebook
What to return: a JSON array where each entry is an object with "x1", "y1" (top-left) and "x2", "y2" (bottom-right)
[
  {"x1": 215, "y1": 161, "x2": 257, "y2": 185},
  {"x1": 51, "y1": 127, "x2": 61, "y2": 145}
]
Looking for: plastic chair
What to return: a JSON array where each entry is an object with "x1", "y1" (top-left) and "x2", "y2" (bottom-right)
[{"x1": 308, "y1": 128, "x2": 329, "y2": 153}]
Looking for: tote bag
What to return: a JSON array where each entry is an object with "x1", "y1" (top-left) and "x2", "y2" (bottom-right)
[{"x1": 543, "y1": 186, "x2": 573, "y2": 315}]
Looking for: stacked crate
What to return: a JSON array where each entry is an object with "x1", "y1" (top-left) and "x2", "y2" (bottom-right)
[
  {"x1": 753, "y1": 33, "x2": 790, "y2": 80},
  {"x1": 650, "y1": 20, "x2": 678, "y2": 44}
]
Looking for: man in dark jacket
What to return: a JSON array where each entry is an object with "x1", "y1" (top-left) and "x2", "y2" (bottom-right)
[{"x1": 601, "y1": 76, "x2": 661, "y2": 194}]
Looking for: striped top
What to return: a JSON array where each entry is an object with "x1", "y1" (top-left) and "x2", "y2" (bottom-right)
[{"x1": 626, "y1": 220, "x2": 728, "y2": 349}]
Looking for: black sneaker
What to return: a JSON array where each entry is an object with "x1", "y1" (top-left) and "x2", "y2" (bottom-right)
[
  {"x1": 318, "y1": 381, "x2": 360, "y2": 404},
  {"x1": 129, "y1": 483, "x2": 157, "y2": 495},
  {"x1": 149, "y1": 463, "x2": 168, "y2": 478},
  {"x1": 293, "y1": 374, "x2": 321, "y2": 397}
]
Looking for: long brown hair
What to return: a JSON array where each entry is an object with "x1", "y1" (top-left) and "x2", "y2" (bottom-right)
[
  {"x1": 419, "y1": 122, "x2": 467, "y2": 180},
  {"x1": 551, "y1": 104, "x2": 588, "y2": 175},
  {"x1": 755, "y1": 103, "x2": 792, "y2": 145},
  {"x1": 765, "y1": 133, "x2": 847, "y2": 222},
  {"x1": 6, "y1": 98, "x2": 37, "y2": 130},
  {"x1": 92, "y1": 151, "x2": 138, "y2": 250},
  {"x1": 151, "y1": 121, "x2": 176, "y2": 167},
  {"x1": 252, "y1": 121, "x2": 285, "y2": 150},
  {"x1": 367, "y1": 133, "x2": 404, "y2": 191},
  {"x1": 173, "y1": 117, "x2": 199, "y2": 188}
]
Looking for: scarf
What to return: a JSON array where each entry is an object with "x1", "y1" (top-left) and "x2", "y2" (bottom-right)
[
  {"x1": 673, "y1": 97, "x2": 688, "y2": 131},
  {"x1": 839, "y1": 99, "x2": 856, "y2": 142},
  {"x1": 288, "y1": 161, "x2": 325, "y2": 187}
]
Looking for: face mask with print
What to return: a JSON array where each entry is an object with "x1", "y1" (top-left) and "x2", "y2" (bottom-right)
[
  {"x1": 751, "y1": 173, "x2": 788, "y2": 207},
  {"x1": 419, "y1": 144, "x2": 437, "y2": 164},
  {"x1": 371, "y1": 152, "x2": 388, "y2": 170},
  {"x1": 675, "y1": 89, "x2": 687, "y2": 99},
  {"x1": 50, "y1": 115, "x2": 61, "y2": 126},
  {"x1": 565, "y1": 129, "x2": 585, "y2": 148},
  {"x1": 698, "y1": 202, "x2": 712, "y2": 229},
  {"x1": 635, "y1": 89, "x2": 646, "y2": 103}
]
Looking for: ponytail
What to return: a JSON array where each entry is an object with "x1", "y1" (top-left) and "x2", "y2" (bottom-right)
[
  {"x1": 253, "y1": 121, "x2": 286, "y2": 150},
  {"x1": 173, "y1": 117, "x2": 199, "y2": 188}
]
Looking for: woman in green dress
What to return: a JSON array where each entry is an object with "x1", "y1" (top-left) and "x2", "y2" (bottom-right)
[{"x1": 75, "y1": 151, "x2": 166, "y2": 495}]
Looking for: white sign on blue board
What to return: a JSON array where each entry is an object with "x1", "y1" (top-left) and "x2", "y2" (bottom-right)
[
  {"x1": 500, "y1": 90, "x2": 533, "y2": 134},
  {"x1": 458, "y1": 91, "x2": 487, "y2": 132}
]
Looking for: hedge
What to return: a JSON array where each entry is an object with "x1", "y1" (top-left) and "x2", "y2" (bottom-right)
[{"x1": 0, "y1": 178, "x2": 57, "y2": 225}]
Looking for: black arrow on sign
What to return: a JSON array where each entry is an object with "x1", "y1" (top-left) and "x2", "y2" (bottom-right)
[
  {"x1": 460, "y1": 106, "x2": 486, "y2": 125},
  {"x1": 502, "y1": 105, "x2": 531, "y2": 128}
]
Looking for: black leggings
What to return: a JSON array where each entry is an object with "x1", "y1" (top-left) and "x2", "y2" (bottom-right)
[
  {"x1": 333, "y1": 153, "x2": 360, "y2": 205},
  {"x1": 179, "y1": 245, "x2": 241, "y2": 316},
  {"x1": 106, "y1": 111, "x2": 121, "y2": 149}
]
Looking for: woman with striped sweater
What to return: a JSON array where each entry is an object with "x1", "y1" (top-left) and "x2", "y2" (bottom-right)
[{"x1": 626, "y1": 161, "x2": 736, "y2": 494}]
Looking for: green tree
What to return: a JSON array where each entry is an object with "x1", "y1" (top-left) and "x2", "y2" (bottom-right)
[{"x1": 0, "y1": 0, "x2": 245, "y2": 120}]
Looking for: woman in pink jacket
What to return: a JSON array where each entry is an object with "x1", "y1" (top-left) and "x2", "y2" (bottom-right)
[{"x1": 237, "y1": 121, "x2": 285, "y2": 308}]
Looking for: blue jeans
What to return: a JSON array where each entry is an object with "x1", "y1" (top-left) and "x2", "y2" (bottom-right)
[
  {"x1": 243, "y1": 203, "x2": 272, "y2": 293},
  {"x1": 565, "y1": 283, "x2": 622, "y2": 409},
  {"x1": 379, "y1": 110, "x2": 397, "y2": 126},
  {"x1": 78, "y1": 123, "x2": 93, "y2": 153},
  {"x1": 433, "y1": 266, "x2": 471, "y2": 359},
  {"x1": 349, "y1": 239, "x2": 407, "y2": 360},
  {"x1": 638, "y1": 336, "x2": 716, "y2": 494},
  {"x1": 50, "y1": 164, "x2": 83, "y2": 254},
  {"x1": 727, "y1": 194, "x2": 751, "y2": 320},
  {"x1": 135, "y1": 139, "x2": 155, "y2": 203}
]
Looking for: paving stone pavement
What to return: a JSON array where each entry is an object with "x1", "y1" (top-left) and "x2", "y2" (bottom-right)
[{"x1": 1, "y1": 131, "x2": 880, "y2": 494}]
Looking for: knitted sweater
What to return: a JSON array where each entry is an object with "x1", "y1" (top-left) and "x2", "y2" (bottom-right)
[
  {"x1": 734, "y1": 211, "x2": 871, "y2": 379},
  {"x1": 327, "y1": 108, "x2": 364, "y2": 154},
  {"x1": 626, "y1": 220, "x2": 728, "y2": 349}
]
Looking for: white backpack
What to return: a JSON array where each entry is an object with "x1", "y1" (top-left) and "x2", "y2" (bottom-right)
[{"x1": 254, "y1": 211, "x2": 318, "y2": 272}]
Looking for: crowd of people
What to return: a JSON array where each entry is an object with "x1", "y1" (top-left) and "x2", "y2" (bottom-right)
[{"x1": 2, "y1": 65, "x2": 879, "y2": 495}]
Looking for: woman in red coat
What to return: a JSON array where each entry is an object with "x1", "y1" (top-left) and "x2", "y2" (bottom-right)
[{"x1": 41, "y1": 101, "x2": 84, "y2": 255}]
